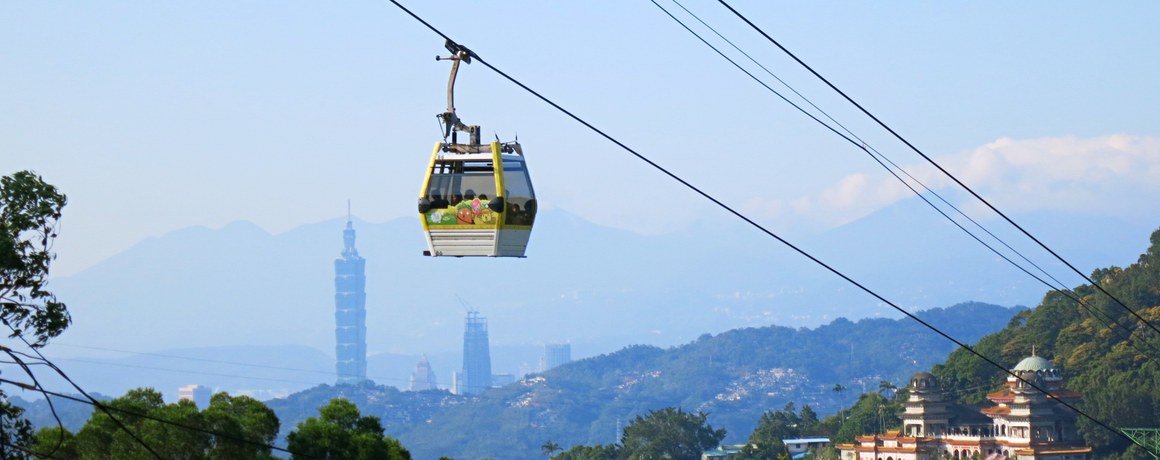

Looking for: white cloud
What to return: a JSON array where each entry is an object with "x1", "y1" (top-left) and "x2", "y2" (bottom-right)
[{"x1": 742, "y1": 134, "x2": 1160, "y2": 229}]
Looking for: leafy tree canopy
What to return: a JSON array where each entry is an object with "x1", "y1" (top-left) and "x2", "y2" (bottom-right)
[
  {"x1": 47, "y1": 388, "x2": 283, "y2": 460},
  {"x1": 286, "y1": 398, "x2": 410, "y2": 460},
  {"x1": 1, "y1": 170, "x2": 69, "y2": 347},
  {"x1": 930, "y1": 227, "x2": 1160, "y2": 459},
  {"x1": 619, "y1": 407, "x2": 726, "y2": 460},
  {"x1": 0, "y1": 398, "x2": 34, "y2": 460}
]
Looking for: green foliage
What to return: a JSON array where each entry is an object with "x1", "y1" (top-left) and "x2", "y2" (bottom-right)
[
  {"x1": 202, "y1": 393, "x2": 280, "y2": 459},
  {"x1": 0, "y1": 393, "x2": 35, "y2": 460},
  {"x1": 619, "y1": 407, "x2": 726, "y2": 460},
  {"x1": 930, "y1": 227, "x2": 1160, "y2": 458},
  {"x1": 542, "y1": 440, "x2": 562, "y2": 457},
  {"x1": 0, "y1": 170, "x2": 69, "y2": 347},
  {"x1": 740, "y1": 402, "x2": 805, "y2": 459},
  {"x1": 286, "y1": 398, "x2": 410, "y2": 460},
  {"x1": 551, "y1": 443, "x2": 619, "y2": 460},
  {"x1": 268, "y1": 305, "x2": 1014, "y2": 459},
  {"x1": 832, "y1": 393, "x2": 899, "y2": 444},
  {"x1": 72, "y1": 388, "x2": 207, "y2": 459},
  {"x1": 60, "y1": 388, "x2": 285, "y2": 460},
  {"x1": 32, "y1": 426, "x2": 77, "y2": 459}
]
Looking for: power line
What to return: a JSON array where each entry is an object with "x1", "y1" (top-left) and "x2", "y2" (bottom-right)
[
  {"x1": 658, "y1": 0, "x2": 1078, "y2": 305},
  {"x1": 0, "y1": 377, "x2": 309, "y2": 459},
  {"x1": 40, "y1": 342, "x2": 445, "y2": 390},
  {"x1": 715, "y1": 0, "x2": 1160, "y2": 340},
  {"x1": 0, "y1": 347, "x2": 68, "y2": 459},
  {"x1": 1, "y1": 344, "x2": 164, "y2": 460},
  {"x1": 383, "y1": 1, "x2": 1155, "y2": 455}
]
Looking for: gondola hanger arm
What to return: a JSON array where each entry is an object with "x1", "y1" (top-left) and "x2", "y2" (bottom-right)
[{"x1": 436, "y1": 39, "x2": 480, "y2": 146}]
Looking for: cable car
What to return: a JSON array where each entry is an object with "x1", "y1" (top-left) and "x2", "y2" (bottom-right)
[{"x1": 418, "y1": 41, "x2": 536, "y2": 257}]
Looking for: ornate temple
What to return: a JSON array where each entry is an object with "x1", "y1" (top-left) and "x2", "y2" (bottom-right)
[{"x1": 839, "y1": 354, "x2": 1091, "y2": 460}]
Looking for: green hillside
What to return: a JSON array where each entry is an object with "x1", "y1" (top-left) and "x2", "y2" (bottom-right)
[
  {"x1": 267, "y1": 302, "x2": 1019, "y2": 459},
  {"x1": 932, "y1": 229, "x2": 1160, "y2": 459}
]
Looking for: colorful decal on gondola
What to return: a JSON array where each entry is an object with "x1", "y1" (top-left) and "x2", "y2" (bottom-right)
[{"x1": 425, "y1": 198, "x2": 499, "y2": 227}]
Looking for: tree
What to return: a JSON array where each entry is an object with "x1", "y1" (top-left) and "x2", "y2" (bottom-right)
[
  {"x1": 551, "y1": 443, "x2": 619, "y2": 460},
  {"x1": 832, "y1": 384, "x2": 847, "y2": 421},
  {"x1": 202, "y1": 393, "x2": 280, "y2": 459},
  {"x1": 1, "y1": 170, "x2": 69, "y2": 347},
  {"x1": 32, "y1": 426, "x2": 78, "y2": 459},
  {"x1": 0, "y1": 398, "x2": 34, "y2": 460},
  {"x1": 619, "y1": 407, "x2": 725, "y2": 460},
  {"x1": 286, "y1": 398, "x2": 410, "y2": 460},
  {"x1": 542, "y1": 440, "x2": 562, "y2": 457},
  {"x1": 72, "y1": 387, "x2": 209, "y2": 459},
  {"x1": 0, "y1": 171, "x2": 68, "y2": 457},
  {"x1": 68, "y1": 388, "x2": 284, "y2": 460},
  {"x1": 798, "y1": 405, "x2": 819, "y2": 434},
  {"x1": 833, "y1": 393, "x2": 898, "y2": 443},
  {"x1": 877, "y1": 380, "x2": 897, "y2": 398},
  {"x1": 741, "y1": 403, "x2": 801, "y2": 460}
]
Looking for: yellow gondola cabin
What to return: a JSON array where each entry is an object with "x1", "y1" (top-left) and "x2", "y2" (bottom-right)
[{"x1": 418, "y1": 41, "x2": 536, "y2": 257}]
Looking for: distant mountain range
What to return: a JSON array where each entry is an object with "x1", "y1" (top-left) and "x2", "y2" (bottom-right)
[
  {"x1": 14, "y1": 302, "x2": 1022, "y2": 460},
  {"x1": 29, "y1": 198, "x2": 1157, "y2": 400},
  {"x1": 268, "y1": 302, "x2": 1024, "y2": 459}
]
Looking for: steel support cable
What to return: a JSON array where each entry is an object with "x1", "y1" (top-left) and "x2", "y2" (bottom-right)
[
  {"x1": 665, "y1": 0, "x2": 1080, "y2": 305},
  {"x1": 386, "y1": 1, "x2": 1153, "y2": 454},
  {"x1": 649, "y1": 0, "x2": 1064, "y2": 298},
  {"x1": 650, "y1": 0, "x2": 1160, "y2": 361},
  {"x1": 716, "y1": 0, "x2": 1160, "y2": 339},
  {"x1": 0, "y1": 377, "x2": 310, "y2": 459}
]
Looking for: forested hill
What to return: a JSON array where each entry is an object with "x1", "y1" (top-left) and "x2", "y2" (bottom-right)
[
  {"x1": 932, "y1": 228, "x2": 1160, "y2": 460},
  {"x1": 268, "y1": 301, "x2": 1020, "y2": 460}
]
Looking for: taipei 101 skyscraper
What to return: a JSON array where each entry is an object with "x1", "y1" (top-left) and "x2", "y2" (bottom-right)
[{"x1": 334, "y1": 209, "x2": 367, "y2": 384}]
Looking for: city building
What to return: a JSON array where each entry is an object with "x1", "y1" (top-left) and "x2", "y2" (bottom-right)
[
  {"x1": 458, "y1": 310, "x2": 492, "y2": 395},
  {"x1": 491, "y1": 373, "x2": 515, "y2": 387},
  {"x1": 177, "y1": 384, "x2": 212, "y2": 409},
  {"x1": 541, "y1": 343, "x2": 572, "y2": 371},
  {"x1": 409, "y1": 354, "x2": 438, "y2": 391},
  {"x1": 839, "y1": 353, "x2": 1091, "y2": 460},
  {"x1": 334, "y1": 214, "x2": 368, "y2": 384},
  {"x1": 785, "y1": 438, "x2": 831, "y2": 458}
]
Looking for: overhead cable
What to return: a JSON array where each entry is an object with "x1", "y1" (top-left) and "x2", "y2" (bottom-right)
[
  {"x1": 715, "y1": 0, "x2": 1160, "y2": 339},
  {"x1": 650, "y1": 0, "x2": 1159, "y2": 360},
  {"x1": 385, "y1": 1, "x2": 1153, "y2": 454}
]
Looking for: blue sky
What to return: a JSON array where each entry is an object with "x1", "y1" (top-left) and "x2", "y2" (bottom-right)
[{"x1": 4, "y1": 1, "x2": 1160, "y2": 277}]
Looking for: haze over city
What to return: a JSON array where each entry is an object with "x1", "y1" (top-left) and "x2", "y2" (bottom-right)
[{"x1": 4, "y1": 0, "x2": 1160, "y2": 410}]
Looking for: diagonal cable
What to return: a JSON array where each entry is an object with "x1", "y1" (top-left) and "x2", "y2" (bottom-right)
[
  {"x1": 650, "y1": 0, "x2": 1159, "y2": 360},
  {"x1": 715, "y1": 0, "x2": 1160, "y2": 339},
  {"x1": 385, "y1": 1, "x2": 1154, "y2": 454}
]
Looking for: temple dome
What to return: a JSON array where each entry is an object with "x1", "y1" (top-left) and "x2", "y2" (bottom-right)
[
  {"x1": 909, "y1": 371, "x2": 938, "y2": 390},
  {"x1": 1013, "y1": 355, "x2": 1054, "y2": 372}
]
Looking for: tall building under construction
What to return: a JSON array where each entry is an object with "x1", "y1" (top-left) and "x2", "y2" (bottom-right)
[
  {"x1": 458, "y1": 310, "x2": 492, "y2": 395},
  {"x1": 334, "y1": 216, "x2": 367, "y2": 384}
]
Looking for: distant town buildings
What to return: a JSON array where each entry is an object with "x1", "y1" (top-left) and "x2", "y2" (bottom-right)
[
  {"x1": 839, "y1": 353, "x2": 1091, "y2": 460},
  {"x1": 541, "y1": 343, "x2": 572, "y2": 371},
  {"x1": 491, "y1": 373, "x2": 515, "y2": 387},
  {"x1": 334, "y1": 215, "x2": 368, "y2": 384},
  {"x1": 785, "y1": 438, "x2": 831, "y2": 458},
  {"x1": 177, "y1": 384, "x2": 212, "y2": 409},
  {"x1": 409, "y1": 354, "x2": 438, "y2": 391},
  {"x1": 455, "y1": 310, "x2": 492, "y2": 395}
]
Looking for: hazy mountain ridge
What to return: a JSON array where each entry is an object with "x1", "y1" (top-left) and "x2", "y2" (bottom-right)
[
  {"x1": 36, "y1": 200, "x2": 1157, "y2": 400},
  {"x1": 262, "y1": 301, "x2": 1021, "y2": 460}
]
